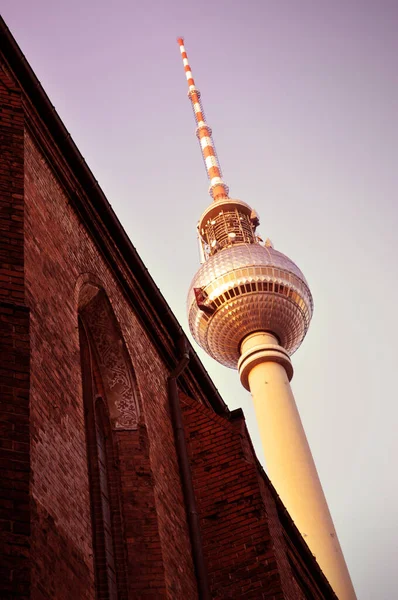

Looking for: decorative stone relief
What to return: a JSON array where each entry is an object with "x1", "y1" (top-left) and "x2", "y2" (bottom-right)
[{"x1": 82, "y1": 291, "x2": 139, "y2": 429}]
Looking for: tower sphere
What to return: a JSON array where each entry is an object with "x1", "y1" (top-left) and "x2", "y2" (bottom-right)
[{"x1": 187, "y1": 239, "x2": 313, "y2": 369}]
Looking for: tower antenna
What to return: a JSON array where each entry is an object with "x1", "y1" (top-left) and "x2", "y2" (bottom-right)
[{"x1": 177, "y1": 38, "x2": 229, "y2": 202}]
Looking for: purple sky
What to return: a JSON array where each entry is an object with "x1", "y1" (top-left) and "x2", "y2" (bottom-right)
[{"x1": 2, "y1": 1, "x2": 398, "y2": 597}]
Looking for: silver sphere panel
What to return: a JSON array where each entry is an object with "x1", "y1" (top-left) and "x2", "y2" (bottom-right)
[{"x1": 187, "y1": 244, "x2": 313, "y2": 368}]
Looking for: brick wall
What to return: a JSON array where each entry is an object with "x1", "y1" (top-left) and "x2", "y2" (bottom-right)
[
  {"x1": 181, "y1": 393, "x2": 335, "y2": 599},
  {"x1": 23, "y1": 129, "x2": 196, "y2": 598},
  {"x1": 0, "y1": 62, "x2": 30, "y2": 600},
  {"x1": 181, "y1": 394, "x2": 285, "y2": 599},
  {"x1": 116, "y1": 427, "x2": 166, "y2": 598},
  {"x1": 0, "y1": 63, "x2": 24, "y2": 304},
  {"x1": 0, "y1": 302, "x2": 30, "y2": 600}
]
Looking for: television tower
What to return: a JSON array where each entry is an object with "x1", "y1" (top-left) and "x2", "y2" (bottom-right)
[{"x1": 178, "y1": 38, "x2": 356, "y2": 600}]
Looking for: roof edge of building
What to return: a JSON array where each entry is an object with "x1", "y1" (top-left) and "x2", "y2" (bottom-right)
[
  {"x1": 0, "y1": 15, "x2": 228, "y2": 417},
  {"x1": 256, "y1": 458, "x2": 338, "y2": 597}
]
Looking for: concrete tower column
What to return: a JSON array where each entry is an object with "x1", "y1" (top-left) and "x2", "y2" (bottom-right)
[{"x1": 238, "y1": 331, "x2": 357, "y2": 600}]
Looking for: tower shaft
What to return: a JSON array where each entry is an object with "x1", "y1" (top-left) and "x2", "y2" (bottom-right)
[{"x1": 239, "y1": 332, "x2": 357, "y2": 600}]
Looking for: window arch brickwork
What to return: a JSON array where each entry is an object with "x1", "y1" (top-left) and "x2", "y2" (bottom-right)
[{"x1": 79, "y1": 287, "x2": 140, "y2": 430}]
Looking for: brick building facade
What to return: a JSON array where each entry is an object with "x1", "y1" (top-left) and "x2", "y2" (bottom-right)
[{"x1": 0, "y1": 17, "x2": 336, "y2": 599}]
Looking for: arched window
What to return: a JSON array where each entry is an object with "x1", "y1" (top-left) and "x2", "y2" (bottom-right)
[{"x1": 79, "y1": 317, "x2": 127, "y2": 600}]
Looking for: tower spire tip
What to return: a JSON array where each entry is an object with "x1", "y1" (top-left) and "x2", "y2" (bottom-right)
[{"x1": 177, "y1": 38, "x2": 229, "y2": 201}]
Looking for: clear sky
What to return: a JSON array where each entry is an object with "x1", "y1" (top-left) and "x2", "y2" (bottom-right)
[{"x1": 2, "y1": 1, "x2": 397, "y2": 597}]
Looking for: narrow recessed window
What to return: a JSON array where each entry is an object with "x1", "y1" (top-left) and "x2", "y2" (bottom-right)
[
  {"x1": 79, "y1": 317, "x2": 126, "y2": 600},
  {"x1": 95, "y1": 398, "x2": 118, "y2": 599}
]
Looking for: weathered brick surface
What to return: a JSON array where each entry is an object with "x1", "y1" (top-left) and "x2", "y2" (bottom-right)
[
  {"x1": 0, "y1": 302, "x2": 30, "y2": 600},
  {"x1": 23, "y1": 129, "x2": 196, "y2": 598},
  {"x1": 181, "y1": 394, "x2": 285, "y2": 599},
  {"x1": 181, "y1": 394, "x2": 336, "y2": 599},
  {"x1": 116, "y1": 428, "x2": 166, "y2": 598},
  {"x1": 0, "y1": 64, "x2": 24, "y2": 305},
  {"x1": 0, "y1": 61, "x2": 30, "y2": 600}
]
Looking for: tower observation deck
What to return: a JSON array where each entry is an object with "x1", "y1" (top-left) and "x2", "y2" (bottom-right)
[{"x1": 178, "y1": 38, "x2": 357, "y2": 600}]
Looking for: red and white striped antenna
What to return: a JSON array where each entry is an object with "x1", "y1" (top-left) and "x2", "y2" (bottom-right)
[{"x1": 177, "y1": 38, "x2": 229, "y2": 202}]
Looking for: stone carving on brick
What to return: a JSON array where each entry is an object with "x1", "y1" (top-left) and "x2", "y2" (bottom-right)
[{"x1": 82, "y1": 291, "x2": 139, "y2": 430}]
